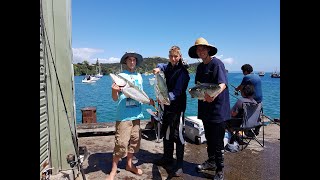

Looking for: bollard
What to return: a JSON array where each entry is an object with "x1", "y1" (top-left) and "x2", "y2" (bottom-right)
[{"x1": 81, "y1": 107, "x2": 97, "y2": 123}]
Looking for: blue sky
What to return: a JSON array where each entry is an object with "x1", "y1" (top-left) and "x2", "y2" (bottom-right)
[{"x1": 72, "y1": 0, "x2": 280, "y2": 72}]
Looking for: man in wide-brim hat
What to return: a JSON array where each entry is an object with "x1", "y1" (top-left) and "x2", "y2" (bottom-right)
[
  {"x1": 188, "y1": 37, "x2": 230, "y2": 180},
  {"x1": 108, "y1": 51, "x2": 154, "y2": 180},
  {"x1": 120, "y1": 51, "x2": 143, "y2": 66},
  {"x1": 188, "y1": 37, "x2": 217, "y2": 58}
]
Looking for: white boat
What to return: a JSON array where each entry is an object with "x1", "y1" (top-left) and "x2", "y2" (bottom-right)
[
  {"x1": 271, "y1": 69, "x2": 280, "y2": 78},
  {"x1": 258, "y1": 71, "x2": 265, "y2": 76},
  {"x1": 82, "y1": 78, "x2": 96, "y2": 83},
  {"x1": 82, "y1": 76, "x2": 96, "y2": 83},
  {"x1": 90, "y1": 76, "x2": 100, "y2": 81},
  {"x1": 95, "y1": 63, "x2": 103, "y2": 78},
  {"x1": 95, "y1": 73, "x2": 103, "y2": 78},
  {"x1": 271, "y1": 72, "x2": 280, "y2": 78}
]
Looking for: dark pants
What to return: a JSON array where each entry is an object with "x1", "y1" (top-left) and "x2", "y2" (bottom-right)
[
  {"x1": 226, "y1": 118, "x2": 242, "y2": 128},
  {"x1": 203, "y1": 120, "x2": 226, "y2": 171},
  {"x1": 161, "y1": 110, "x2": 185, "y2": 167}
]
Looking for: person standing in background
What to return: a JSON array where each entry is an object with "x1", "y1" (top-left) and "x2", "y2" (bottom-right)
[
  {"x1": 106, "y1": 51, "x2": 154, "y2": 180},
  {"x1": 188, "y1": 37, "x2": 230, "y2": 180},
  {"x1": 235, "y1": 64, "x2": 263, "y2": 104},
  {"x1": 153, "y1": 46, "x2": 190, "y2": 177}
]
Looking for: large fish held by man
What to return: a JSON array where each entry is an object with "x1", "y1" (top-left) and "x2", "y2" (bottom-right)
[
  {"x1": 110, "y1": 73, "x2": 151, "y2": 104},
  {"x1": 188, "y1": 82, "x2": 221, "y2": 100}
]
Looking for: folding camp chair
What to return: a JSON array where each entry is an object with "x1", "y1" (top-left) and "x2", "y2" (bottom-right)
[{"x1": 226, "y1": 102, "x2": 264, "y2": 150}]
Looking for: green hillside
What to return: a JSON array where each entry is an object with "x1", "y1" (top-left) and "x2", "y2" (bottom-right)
[{"x1": 73, "y1": 57, "x2": 199, "y2": 76}]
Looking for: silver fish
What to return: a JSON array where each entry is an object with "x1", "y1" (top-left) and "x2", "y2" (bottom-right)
[
  {"x1": 188, "y1": 82, "x2": 221, "y2": 100},
  {"x1": 110, "y1": 73, "x2": 127, "y2": 87},
  {"x1": 122, "y1": 86, "x2": 151, "y2": 104},
  {"x1": 154, "y1": 72, "x2": 170, "y2": 106},
  {"x1": 110, "y1": 73, "x2": 150, "y2": 104}
]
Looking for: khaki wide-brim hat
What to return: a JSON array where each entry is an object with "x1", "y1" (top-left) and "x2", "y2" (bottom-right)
[
  {"x1": 188, "y1": 37, "x2": 217, "y2": 58},
  {"x1": 120, "y1": 51, "x2": 143, "y2": 66}
]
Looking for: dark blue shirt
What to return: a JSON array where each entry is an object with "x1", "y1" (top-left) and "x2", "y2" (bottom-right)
[
  {"x1": 195, "y1": 57, "x2": 231, "y2": 123},
  {"x1": 157, "y1": 61, "x2": 190, "y2": 113},
  {"x1": 240, "y1": 73, "x2": 263, "y2": 103}
]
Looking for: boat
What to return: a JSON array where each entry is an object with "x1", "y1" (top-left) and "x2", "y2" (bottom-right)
[
  {"x1": 271, "y1": 70, "x2": 280, "y2": 78},
  {"x1": 95, "y1": 63, "x2": 103, "y2": 78},
  {"x1": 271, "y1": 73, "x2": 280, "y2": 78},
  {"x1": 258, "y1": 71, "x2": 265, "y2": 76},
  {"x1": 82, "y1": 75, "x2": 96, "y2": 83}
]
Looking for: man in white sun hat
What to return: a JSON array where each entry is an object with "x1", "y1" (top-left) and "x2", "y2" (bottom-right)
[{"x1": 188, "y1": 37, "x2": 230, "y2": 180}]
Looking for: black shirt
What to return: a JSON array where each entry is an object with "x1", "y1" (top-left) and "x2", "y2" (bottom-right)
[{"x1": 195, "y1": 57, "x2": 231, "y2": 123}]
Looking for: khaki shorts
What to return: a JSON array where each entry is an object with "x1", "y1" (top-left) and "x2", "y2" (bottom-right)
[{"x1": 113, "y1": 119, "x2": 141, "y2": 158}]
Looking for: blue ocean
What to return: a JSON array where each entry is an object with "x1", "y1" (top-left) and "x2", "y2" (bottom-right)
[{"x1": 74, "y1": 73, "x2": 280, "y2": 124}]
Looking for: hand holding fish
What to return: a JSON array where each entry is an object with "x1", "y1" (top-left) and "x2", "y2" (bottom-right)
[
  {"x1": 111, "y1": 82, "x2": 122, "y2": 92},
  {"x1": 149, "y1": 98, "x2": 155, "y2": 106},
  {"x1": 153, "y1": 68, "x2": 160, "y2": 74},
  {"x1": 203, "y1": 92, "x2": 215, "y2": 102}
]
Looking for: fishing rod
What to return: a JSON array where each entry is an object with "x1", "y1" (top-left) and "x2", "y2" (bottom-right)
[
  {"x1": 230, "y1": 84, "x2": 238, "y2": 89},
  {"x1": 229, "y1": 84, "x2": 239, "y2": 95},
  {"x1": 228, "y1": 84, "x2": 240, "y2": 99},
  {"x1": 229, "y1": 91, "x2": 240, "y2": 100},
  {"x1": 262, "y1": 114, "x2": 280, "y2": 126}
]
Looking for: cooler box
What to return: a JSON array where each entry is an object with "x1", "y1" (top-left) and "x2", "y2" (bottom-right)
[{"x1": 184, "y1": 116, "x2": 206, "y2": 145}]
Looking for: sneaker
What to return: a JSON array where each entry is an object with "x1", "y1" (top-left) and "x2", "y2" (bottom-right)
[
  {"x1": 153, "y1": 157, "x2": 174, "y2": 166},
  {"x1": 213, "y1": 171, "x2": 224, "y2": 180},
  {"x1": 172, "y1": 167, "x2": 183, "y2": 177},
  {"x1": 196, "y1": 160, "x2": 217, "y2": 172}
]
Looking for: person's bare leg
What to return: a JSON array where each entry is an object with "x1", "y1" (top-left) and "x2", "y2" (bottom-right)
[
  {"x1": 106, "y1": 156, "x2": 120, "y2": 180},
  {"x1": 125, "y1": 153, "x2": 143, "y2": 175}
]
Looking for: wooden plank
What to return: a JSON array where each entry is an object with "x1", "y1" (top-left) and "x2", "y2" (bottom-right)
[
  {"x1": 40, "y1": 74, "x2": 45, "y2": 82},
  {"x1": 40, "y1": 58, "x2": 44, "y2": 66},
  {"x1": 77, "y1": 127, "x2": 114, "y2": 134},
  {"x1": 40, "y1": 120, "x2": 47, "y2": 131},
  {"x1": 40, "y1": 98, "x2": 46, "y2": 107},
  {"x1": 40, "y1": 149, "x2": 48, "y2": 164},
  {"x1": 40, "y1": 51, "x2": 44, "y2": 60},
  {"x1": 40, "y1": 106, "x2": 46, "y2": 115},
  {"x1": 40, "y1": 143, "x2": 48, "y2": 158},
  {"x1": 40, "y1": 90, "x2": 45, "y2": 98},
  {"x1": 40, "y1": 83, "x2": 45, "y2": 90},
  {"x1": 40, "y1": 66, "x2": 45, "y2": 74},
  {"x1": 40, "y1": 113, "x2": 47, "y2": 123},
  {"x1": 40, "y1": 127, "x2": 48, "y2": 140},
  {"x1": 40, "y1": 134, "x2": 47, "y2": 145},
  {"x1": 76, "y1": 121, "x2": 150, "y2": 134}
]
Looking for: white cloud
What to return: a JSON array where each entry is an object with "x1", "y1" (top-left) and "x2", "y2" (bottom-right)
[
  {"x1": 98, "y1": 57, "x2": 120, "y2": 64},
  {"x1": 222, "y1": 57, "x2": 235, "y2": 65},
  {"x1": 184, "y1": 54, "x2": 235, "y2": 65},
  {"x1": 72, "y1": 48, "x2": 104, "y2": 64},
  {"x1": 72, "y1": 48, "x2": 121, "y2": 64}
]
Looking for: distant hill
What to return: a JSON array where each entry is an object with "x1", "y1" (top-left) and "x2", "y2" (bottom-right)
[{"x1": 73, "y1": 57, "x2": 199, "y2": 75}]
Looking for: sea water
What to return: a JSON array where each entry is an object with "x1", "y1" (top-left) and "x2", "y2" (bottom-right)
[{"x1": 74, "y1": 73, "x2": 280, "y2": 124}]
